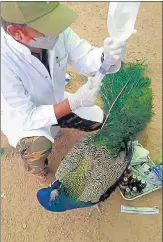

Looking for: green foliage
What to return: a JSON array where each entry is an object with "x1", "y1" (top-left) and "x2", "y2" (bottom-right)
[{"x1": 92, "y1": 61, "x2": 154, "y2": 155}]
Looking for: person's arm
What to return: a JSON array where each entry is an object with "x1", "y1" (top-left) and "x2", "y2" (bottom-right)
[
  {"x1": 1, "y1": 63, "x2": 68, "y2": 130},
  {"x1": 2, "y1": 64, "x2": 100, "y2": 131},
  {"x1": 54, "y1": 99, "x2": 71, "y2": 119},
  {"x1": 54, "y1": 78, "x2": 101, "y2": 115},
  {"x1": 63, "y1": 28, "x2": 122, "y2": 76}
]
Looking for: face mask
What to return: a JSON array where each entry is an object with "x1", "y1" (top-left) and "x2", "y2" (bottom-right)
[
  {"x1": 28, "y1": 35, "x2": 59, "y2": 50},
  {"x1": 14, "y1": 26, "x2": 59, "y2": 50}
]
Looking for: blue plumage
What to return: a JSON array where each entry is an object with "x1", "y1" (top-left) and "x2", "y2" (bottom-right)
[{"x1": 37, "y1": 180, "x2": 95, "y2": 212}]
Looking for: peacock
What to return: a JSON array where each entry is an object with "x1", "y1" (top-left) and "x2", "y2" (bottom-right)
[{"x1": 37, "y1": 61, "x2": 153, "y2": 212}]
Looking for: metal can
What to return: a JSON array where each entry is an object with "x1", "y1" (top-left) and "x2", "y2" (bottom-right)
[
  {"x1": 124, "y1": 165, "x2": 132, "y2": 176},
  {"x1": 128, "y1": 174, "x2": 138, "y2": 186},
  {"x1": 119, "y1": 177, "x2": 128, "y2": 191},
  {"x1": 124, "y1": 188, "x2": 131, "y2": 197},
  {"x1": 132, "y1": 186, "x2": 138, "y2": 194},
  {"x1": 121, "y1": 177, "x2": 128, "y2": 186},
  {"x1": 137, "y1": 180, "x2": 147, "y2": 191}
]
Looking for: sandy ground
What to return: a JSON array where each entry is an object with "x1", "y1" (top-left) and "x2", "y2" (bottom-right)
[{"x1": 1, "y1": 2, "x2": 162, "y2": 242}]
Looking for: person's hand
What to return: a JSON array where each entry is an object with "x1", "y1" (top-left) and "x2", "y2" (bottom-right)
[
  {"x1": 104, "y1": 29, "x2": 137, "y2": 61},
  {"x1": 103, "y1": 38, "x2": 126, "y2": 61},
  {"x1": 68, "y1": 77, "x2": 101, "y2": 111},
  {"x1": 103, "y1": 29, "x2": 137, "y2": 73}
]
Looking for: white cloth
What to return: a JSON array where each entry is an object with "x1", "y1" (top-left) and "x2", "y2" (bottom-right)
[{"x1": 1, "y1": 27, "x2": 115, "y2": 148}]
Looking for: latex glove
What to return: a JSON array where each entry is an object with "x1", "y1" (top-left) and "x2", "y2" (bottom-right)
[
  {"x1": 68, "y1": 77, "x2": 101, "y2": 111},
  {"x1": 104, "y1": 38, "x2": 126, "y2": 61},
  {"x1": 103, "y1": 29, "x2": 137, "y2": 73},
  {"x1": 104, "y1": 29, "x2": 137, "y2": 61},
  {"x1": 102, "y1": 38, "x2": 125, "y2": 74}
]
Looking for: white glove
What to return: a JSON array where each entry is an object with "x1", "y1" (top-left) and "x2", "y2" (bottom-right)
[
  {"x1": 104, "y1": 38, "x2": 126, "y2": 61},
  {"x1": 68, "y1": 78, "x2": 101, "y2": 112},
  {"x1": 103, "y1": 29, "x2": 137, "y2": 73}
]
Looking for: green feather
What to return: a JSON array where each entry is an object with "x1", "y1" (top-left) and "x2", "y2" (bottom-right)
[
  {"x1": 92, "y1": 61, "x2": 154, "y2": 155},
  {"x1": 61, "y1": 159, "x2": 88, "y2": 200},
  {"x1": 56, "y1": 61, "x2": 154, "y2": 202}
]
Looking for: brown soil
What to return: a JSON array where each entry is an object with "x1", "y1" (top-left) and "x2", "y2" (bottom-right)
[{"x1": 1, "y1": 2, "x2": 162, "y2": 242}]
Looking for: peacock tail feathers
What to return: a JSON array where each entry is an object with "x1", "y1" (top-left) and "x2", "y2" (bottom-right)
[
  {"x1": 56, "y1": 61, "x2": 154, "y2": 203},
  {"x1": 92, "y1": 61, "x2": 154, "y2": 155}
]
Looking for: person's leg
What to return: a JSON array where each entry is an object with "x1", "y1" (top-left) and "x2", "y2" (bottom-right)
[{"x1": 16, "y1": 136, "x2": 55, "y2": 187}]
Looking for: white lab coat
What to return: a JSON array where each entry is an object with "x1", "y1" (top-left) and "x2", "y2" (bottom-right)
[{"x1": 1, "y1": 27, "x2": 120, "y2": 148}]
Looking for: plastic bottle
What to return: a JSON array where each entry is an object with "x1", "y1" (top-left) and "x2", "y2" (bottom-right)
[
  {"x1": 93, "y1": 2, "x2": 141, "y2": 86},
  {"x1": 107, "y1": 2, "x2": 141, "y2": 41}
]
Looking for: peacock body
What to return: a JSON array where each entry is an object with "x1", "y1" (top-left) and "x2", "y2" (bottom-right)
[
  {"x1": 37, "y1": 62, "x2": 153, "y2": 211},
  {"x1": 56, "y1": 135, "x2": 128, "y2": 203}
]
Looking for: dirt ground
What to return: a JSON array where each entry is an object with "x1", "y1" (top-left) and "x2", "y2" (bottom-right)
[{"x1": 1, "y1": 2, "x2": 162, "y2": 242}]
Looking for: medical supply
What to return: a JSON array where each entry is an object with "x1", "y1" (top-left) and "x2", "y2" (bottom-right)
[
  {"x1": 121, "y1": 205, "x2": 159, "y2": 215},
  {"x1": 93, "y1": 2, "x2": 141, "y2": 86}
]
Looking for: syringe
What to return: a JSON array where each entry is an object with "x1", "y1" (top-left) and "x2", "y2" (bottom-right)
[{"x1": 92, "y1": 55, "x2": 117, "y2": 86}]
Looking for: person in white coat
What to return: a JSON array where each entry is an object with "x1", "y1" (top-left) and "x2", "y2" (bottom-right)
[{"x1": 1, "y1": 2, "x2": 126, "y2": 186}]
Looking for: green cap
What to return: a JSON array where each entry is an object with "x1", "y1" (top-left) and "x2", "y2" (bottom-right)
[{"x1": 1, "y1": 1, "x2": 77, "y2": 35}]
